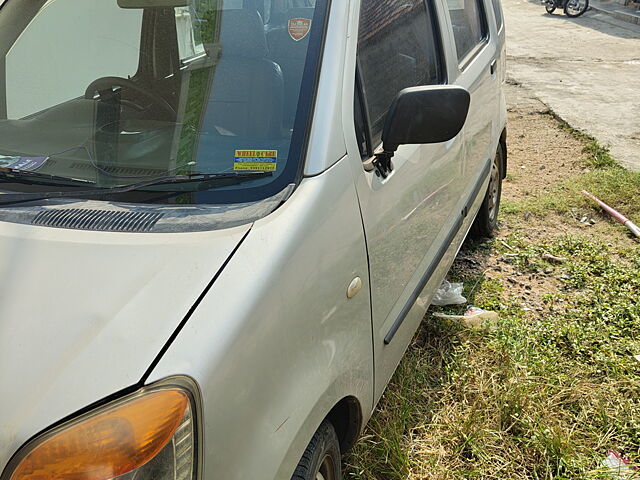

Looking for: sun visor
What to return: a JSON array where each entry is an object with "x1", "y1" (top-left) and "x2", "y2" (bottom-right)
[{"x1": 118, "y1": 0, "x2": 189, "y2": 8}]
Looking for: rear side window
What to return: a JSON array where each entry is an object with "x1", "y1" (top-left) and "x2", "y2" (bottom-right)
[
  {"x1": 357, "y1": 0, "x2": 443, "y2": 148},
  {"x1": 446, "y1": 0, "x2": 488, "y2": 63}
]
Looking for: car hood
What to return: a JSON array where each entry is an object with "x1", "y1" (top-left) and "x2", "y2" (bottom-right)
[{"x1": 0, "y1": 220, "x2": 250, "y2": 469}]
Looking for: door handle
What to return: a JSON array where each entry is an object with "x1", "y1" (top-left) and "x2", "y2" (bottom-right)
[{"x1": 490, "y1": 59, "x2": 497, "y2": 75}]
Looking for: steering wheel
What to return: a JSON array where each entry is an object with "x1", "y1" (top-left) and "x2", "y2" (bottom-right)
[{"x1": 84, "y1": 76, "x2": 176, "y2": 117}]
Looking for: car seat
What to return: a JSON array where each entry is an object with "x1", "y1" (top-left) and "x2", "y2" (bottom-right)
[
  {"x1": 205, "y1": 9, "x2": 284, "y2": 138},
  {"x1": 265, "y1": 7, "x2": 314, "y2": 130}
]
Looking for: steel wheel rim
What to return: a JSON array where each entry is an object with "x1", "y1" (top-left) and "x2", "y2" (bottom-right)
[
  {"x1": 315, "y1": 454, "x2": 336, "y2": 480},
  {"x1": 487, "y1": 156, "x2": 500, "y2": 224}
]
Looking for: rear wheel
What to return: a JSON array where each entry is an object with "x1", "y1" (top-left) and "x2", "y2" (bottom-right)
[
  {"x1": 470, "y1": 145, "x2": 504, "y2": 239},
  {"x1": 564, "y1": 0, "x2": 589, "y2": 17},
  {"x1": 545, "y1": 2, "x2": 557, "y2": 13},
  {"x1": 292, "y1": 421, "x2": 342, "y2": 480}
]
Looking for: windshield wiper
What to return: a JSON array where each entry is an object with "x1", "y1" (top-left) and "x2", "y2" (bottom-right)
[
  {"x1": 0, "y1": 171, "x2": 273, "y2": 206},
  {"x1": 0, "y1": 167, "x2": 96, "y2": 188}
]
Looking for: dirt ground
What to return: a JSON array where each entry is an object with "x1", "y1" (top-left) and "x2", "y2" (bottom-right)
[
  {"x1": 502, "y1": 80, "x2": 586, "y2": 200},
  {"x1": 459, "y1": 80, "x2": 635, "y2": 319}
]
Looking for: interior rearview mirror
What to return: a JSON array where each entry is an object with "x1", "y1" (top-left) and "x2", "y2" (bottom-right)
[
  {"x1": 118, "y1": 0, "x2": 189, "y2": 8},
  {"x1": 372, "y1": 86, "x2": 470, "y2": 178}
]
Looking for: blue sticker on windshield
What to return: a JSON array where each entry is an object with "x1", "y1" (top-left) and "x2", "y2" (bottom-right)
[{"x1": 0, "y1": 155, "x2": 48, "y2": 171}]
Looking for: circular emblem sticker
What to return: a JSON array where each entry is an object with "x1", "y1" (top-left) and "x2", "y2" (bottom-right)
[{"x1": 288, "y1": 18, "x2": 312, "y2": 42}]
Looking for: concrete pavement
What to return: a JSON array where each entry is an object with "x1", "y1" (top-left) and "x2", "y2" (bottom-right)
[
  {"x1": 590, "y1": 0, "x2": 640, "y2": 26},
  {"x1": 504, "y1": 0, "x2": 640, "y2": 170}
]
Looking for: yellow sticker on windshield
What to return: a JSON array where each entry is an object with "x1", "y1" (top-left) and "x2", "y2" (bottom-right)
[{"x1": 234, "y1": 150, "x2": 277, "y2": 172}]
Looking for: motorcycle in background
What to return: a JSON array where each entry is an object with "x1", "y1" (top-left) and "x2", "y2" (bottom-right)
[{"x1": 543, "y1": 0, "x2": 589, "y2": 17}]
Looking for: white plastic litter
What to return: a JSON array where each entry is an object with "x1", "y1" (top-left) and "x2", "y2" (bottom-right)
[
  {"x1": 434, "y1": 306, "x2": 499, "y2": 331},
  {"x1": 602, "y1": 451, "x2": 637, "y2": 479},
  {"x1": 431, "y1": 280, "x2": 467, "y2": 306}
]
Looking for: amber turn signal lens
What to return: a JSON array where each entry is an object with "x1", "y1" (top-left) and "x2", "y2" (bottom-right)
[{"x1": 10, "y1": 389, "x2": 189, "y2": 480}]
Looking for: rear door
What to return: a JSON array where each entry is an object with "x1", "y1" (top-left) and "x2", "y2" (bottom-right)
[
  {"x1": 489, "y1": 0, "x2": 506, "y2": 86},
  {"x1": 347, "y1": 0, "x2": 468, "y2": 401},
  {"x1": 445, "y1": 0, "x2": 498, "y2": 186}
]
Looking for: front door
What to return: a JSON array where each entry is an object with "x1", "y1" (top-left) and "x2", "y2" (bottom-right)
[{"x1": 346, "y1": 0, "x2": 468, "y2": 401}]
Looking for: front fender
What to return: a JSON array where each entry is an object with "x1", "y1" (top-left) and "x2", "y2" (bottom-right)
[{"x1": 147, "y1": 157, "x2": 373, "y2": 479}]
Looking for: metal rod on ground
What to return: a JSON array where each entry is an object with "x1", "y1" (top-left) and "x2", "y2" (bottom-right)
[{"x1": 581, "y1": 190, "x2": 640, "y2": 238}]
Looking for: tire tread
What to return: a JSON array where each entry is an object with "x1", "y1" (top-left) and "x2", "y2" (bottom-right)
[
  {"x1": 291, "y1": 421, "x2": 342, "y2": 480},
  {"x1": 469, "y1": 145, "x2": 504, "y2": 239}
]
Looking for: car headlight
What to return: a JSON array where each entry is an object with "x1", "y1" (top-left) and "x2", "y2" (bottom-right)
[{"x1": 3, "y1": 378, "x2": 200, "y2": 480}]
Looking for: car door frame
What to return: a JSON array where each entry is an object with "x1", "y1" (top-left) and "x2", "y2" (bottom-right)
[
  {"x1": 342, "y1": 0, "x2": 482, "y2": 406},
  {"x1": 443, "y1": 0, "x2": 500, "y2": 188}
]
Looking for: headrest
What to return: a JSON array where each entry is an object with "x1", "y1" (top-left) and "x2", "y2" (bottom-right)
[{"x1": 219, "y1": 9, "x2": 268, "y2": 58}]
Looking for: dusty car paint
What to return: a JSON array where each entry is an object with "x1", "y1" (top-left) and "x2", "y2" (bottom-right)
[
  {"x1": 0, "y1": 223, "x2": 249, "y2": 469},
  {"x1": 0, "y1": 0, "x2": 506, "y2": 477}
]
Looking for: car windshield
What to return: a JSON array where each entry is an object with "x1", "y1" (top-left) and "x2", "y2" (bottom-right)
[{"x1": 0, "y1": 0, "x2": 324, "y2": 205}]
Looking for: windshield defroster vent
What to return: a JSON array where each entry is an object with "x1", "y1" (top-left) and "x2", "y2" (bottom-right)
[
  {"x1": 32, "y1": 209, "x2": 164, "y2": 232},
  {"x1": 68, "y1": 162, "x2": 166, "y2": 177}
]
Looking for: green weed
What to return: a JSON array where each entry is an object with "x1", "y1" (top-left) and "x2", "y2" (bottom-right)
[
  {"x1": 503, "y1": 166, "x2": 640, "y2": 224},
  {"x1": 551, "y1": 113, "x2": 617, "y2": 169},
  {"x1": 346, "y1": 235, "x2": 640, "y2": 479}
]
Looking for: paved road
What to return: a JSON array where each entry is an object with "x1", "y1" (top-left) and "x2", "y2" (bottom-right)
[{"x1": 504, "y1": 0, "x2": 640, "y2": 170}]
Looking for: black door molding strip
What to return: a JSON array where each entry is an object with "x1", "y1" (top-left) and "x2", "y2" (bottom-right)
[{"x1": 384, "y1": 158, "x2": 491, "y2": 345}]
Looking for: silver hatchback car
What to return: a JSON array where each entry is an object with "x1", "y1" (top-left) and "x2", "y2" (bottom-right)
[{"x1": 0, "y1": 0, "x2": 506, "y2": 478}]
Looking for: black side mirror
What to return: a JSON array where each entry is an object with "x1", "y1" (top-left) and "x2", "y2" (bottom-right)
[{"x1": 373, "y1": 86, "x2": 470, "y2": 178}]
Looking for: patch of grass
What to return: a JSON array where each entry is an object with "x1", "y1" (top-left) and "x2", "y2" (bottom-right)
[
  {"x1": 504, "y1": 166, "x2": 640, "y2": 223},
  {"x1": 551, "y1": 113, "x2": 617, "y2": 169},
  {"x1": 346, "y1": 236, "x2": 640, "y2": 480},
  {"x1": 583, "y1": 141, "x2": 617, "y2": 170},
  {"x1": 501, "y1": 117, "x2": 640, "y2": 220}
]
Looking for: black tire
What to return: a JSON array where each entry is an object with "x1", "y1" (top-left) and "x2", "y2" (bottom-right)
[
  {"x1": 292, "y1": 421, "x2": 342, "y2": 480},
  {"x1": 545, "y1": 3, "x2": 557, "y2": 13},
  {"x1": 470, "y1": 145, "x2": 504, "y2": 239},
  {"x1": 564, "y1": 0, "x2": 589, "y2": 16}
]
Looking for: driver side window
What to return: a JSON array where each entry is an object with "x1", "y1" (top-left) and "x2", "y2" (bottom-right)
[
  {"x1": 357, "y1": 0, "x2": 444, "y2": 149},
  {"x1": 5, "y1": 0, "x2": 142, "y2": 119}
]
